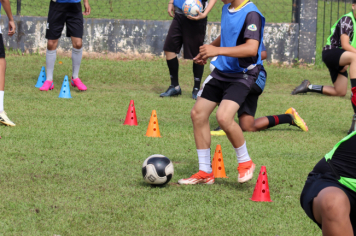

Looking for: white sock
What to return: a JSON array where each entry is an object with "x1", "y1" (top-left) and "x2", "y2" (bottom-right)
[
  {"x1": 46, "y1": 49, "x2": 57, "y2": 81},
  {"x1": 197, "y1": 149, "x2": 212, "y2": 173},
  {"x1": 0, "y1": 91, "x2": 3, "y2": 112},
  {"x1": 234, "y1": 142, "x2": 251, "y2": 164},
  {"x1": 72, "y1": 47, "x2": 83, "y2": 79}
]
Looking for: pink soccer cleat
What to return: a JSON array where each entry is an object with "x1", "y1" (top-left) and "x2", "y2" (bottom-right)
[
  {"x1": 71, "y1": 77, "x2": 87, "y2": 91},
  {"x1": 39, "y1": 80, "x2": 54, "y2": 91}
]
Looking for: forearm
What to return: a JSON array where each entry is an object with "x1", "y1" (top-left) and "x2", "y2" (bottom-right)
[
  {"x1": 202, "y1": 0, "x2": 217, "y2": 16},
  {"x1": 210, "y1": 35, "x2": 220, "y2": 47},
  {"x1": 342, "y1": 43, "x2": 356, "y2": 54},
  {"x1": 0, "y1": 0, "x2": 13, "y2": 21},
  {"x1": 217, "y1": 44, "x2": 258, "y2": 58}
]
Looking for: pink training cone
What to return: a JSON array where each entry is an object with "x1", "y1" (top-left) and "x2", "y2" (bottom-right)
[{"x1": 123, "y1": 100, "x2": 138, "y2": 126}]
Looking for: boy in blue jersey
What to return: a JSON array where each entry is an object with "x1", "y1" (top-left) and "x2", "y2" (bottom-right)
[
  {"x1": 40, "y1": 0, "x2": 91, "y2": 91},
  {"x1": 210, "y1": 43, "x2": 308, "y2": 135},
  {"x1": 0, "y1": 0, "x2": 16, "y2": 126},
  {"x1": 178, "y1": 0, "x2": 265, "y2": 185},
  {"x1": 160, "y1": 0, "x2": 217, "y2": 100}
]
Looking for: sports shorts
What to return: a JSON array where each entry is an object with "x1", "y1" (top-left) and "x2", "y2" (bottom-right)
[
  {"x1": 197, "y1": 75, "x2": 252, "y2": 107},
  {"x1": 322, "y1": 48, "x2": 348, "y2": 83},
  {"x1": 238, "y1": 82, "x2": 263, "y2": 117},
  {"x1": 300, "y1": 172, "x2": 356, "y2": 232},
  {"x1": 45, "y1": 7, "x2": 84, "y2": 39},
  {"x1": 163, "y1": 13, "x2": 207, "y2": 59},
  {"x1": 0, "y1": 33, "x2": 5, "y2": 58}
]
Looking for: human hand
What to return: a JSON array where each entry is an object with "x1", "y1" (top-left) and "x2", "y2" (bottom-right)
[
  {"x1": 187, "y1": 10, "x2": 206, "y2": 20},
  {"x1": 8, "y1": 20, "x2": 15, "y2": 36},
  {"x1": 193, "y1": 53, "x2": 207, "y2": 65},
  {"x1": 340, "y1": 65, "x2": 349, "y2": 73},
  {"x1": 83, "y1": 1, "x2": 91, "y2": 15},
  {"x1": 199, "y1": 44, "x2": 219, "y2": 60},
  {"x1": 168, "y1": 3, "x2": 175, "y2": 17}
]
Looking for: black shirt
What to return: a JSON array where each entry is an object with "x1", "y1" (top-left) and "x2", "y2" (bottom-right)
[
  {"x1": 49, "y1": 1, "x2": 82, "y2": 12},
  {"x1": 323, "y1": 16, "x2": 354, "y2": 51},
  {"x1": 311, "y1": 134, "x2": 356, "y2": 180},
  {"x1": 211, "y1": 11, "x2": 262, "y2": 82}
]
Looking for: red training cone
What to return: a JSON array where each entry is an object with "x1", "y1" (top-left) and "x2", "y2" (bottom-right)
[
  {"x1": 123, "y1": 100, "x2": 138, "y2": 126},
  {"x1": 250, "y1": 166, "x2": 272, "y2": 202}
]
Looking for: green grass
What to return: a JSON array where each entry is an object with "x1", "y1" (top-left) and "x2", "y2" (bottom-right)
[
  {"x1": 0, "y1": 53, "x2": 353, "y2": 234},
  {"x1": 6, "y1": 0, "x2": 291, "y2": 23}
]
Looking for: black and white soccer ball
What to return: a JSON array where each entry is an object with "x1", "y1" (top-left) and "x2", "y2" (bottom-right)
[{"x1": 142, "y1": 154, "x2": 174, "y2": 185}]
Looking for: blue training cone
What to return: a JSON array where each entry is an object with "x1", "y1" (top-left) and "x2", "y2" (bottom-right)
[
  {"x1": 35, "y1": 66, "x2": 46, "y2": 88},
  {"x1": 58, "y1": 75, "x2": 72, "y2": 99}
]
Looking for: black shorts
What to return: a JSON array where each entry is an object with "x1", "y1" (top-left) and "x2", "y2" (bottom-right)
[
  {"x1": 0, "y1": 34, "x2": 5, "y2": 58},
  {"x1": 198, "y1": 76, "x2": 252, "y2": 106},
  {"x1": 300, "y1": 173, "x2": 356, "y2": 231},
  {"x1": 45, "y1": 7, "x2": 84, "y2": 39},
  {"x1": 238, "y1": 83, "x2": 263, "y2": 117},
  {"x1": 322, "y1": 48, "x2": 348, "y2": 83},
  {"x1": 163, "y1": 13, "x2": 207, "y2": 59}
]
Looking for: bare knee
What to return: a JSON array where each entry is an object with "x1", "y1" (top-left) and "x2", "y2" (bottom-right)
[
  {"x1": 336, "y1": 90, "x2": 347, "y2": 97},
  {"x1": 216, "y1": 113, "x2": 232, "y2": 130},
  {"x1": 317, "y1": 190, "x2": 350, "y2": 222},
  {"x1": 191, "y1": 107, "x2": 205, "y2": 123},
  {"x1": 47, "y1": 40, "x2": 58, "y2": 50},
  {"x1": 72, "y1": 41, "x2": 82, "y2": 49}
]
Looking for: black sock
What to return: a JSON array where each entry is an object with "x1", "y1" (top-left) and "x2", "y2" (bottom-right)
[
  {"x1": 193, "y1": 63, "x2": 204, "y2": 89},
  {"x1": 307, "y1": 84, "x2": 324, "y2": 94},
  {"x1": 266, "y1": 114, "x2": 293, "y2": 128},
  {"x1": 167, "y1": 57, "x2": 179, "y2": 87},
  {"x1": 351, "y1": 79, "x2": 356, "y2": 113}
]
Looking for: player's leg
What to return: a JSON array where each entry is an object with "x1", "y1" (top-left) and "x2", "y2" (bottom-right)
[
  {"x1": 0, "y1": 34, "x2": 15, "y2": 126},
  {"x1": 161, "y1": 15, "x2": 183, "y2": 97},
  {"x1": 217, "y1": 82, "x2": 255, "y2": 183},
  {"x1": 313, "y1": 187, "x2": 353, "y2": 236},
  {"x1": 339, "y1": 51, "x2": 356, "y2": 133},
  {"x1": 185, "y1": 18, "x2": 207, "y2": 100},
  {"x1": 178, "y1": 76, "x2": 219, "y2": 185},
  {"x1": 67, "y1": 11, "x2": 86, "y2": 91},
  {"x1": 41, "y1": 7, "x2": 66, "y2": 91},
  {"x1": 178, "y1": 97, "x2": 217, "y2": 185},
  {"x1": 292, "y1": 49, "x2": 350, "y2": 96}
]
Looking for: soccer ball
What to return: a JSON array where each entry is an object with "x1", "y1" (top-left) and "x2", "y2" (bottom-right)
[
  {"x1": 142, "y1": 154, "x2": 174, "y2": 185},
  {"x1": 182, "y1": 0, "x2": 203, "y2": 17}
]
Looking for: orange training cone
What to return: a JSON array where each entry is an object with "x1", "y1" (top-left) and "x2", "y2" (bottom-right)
[
  {"x1": 250, "y1": 166, "x2": 272, "y2": 202},
  {"x1": 145, "y1": 110, "x2": 161, "y2": 137},
  {"x1": 212, "y1": 144, "x2": 228, "y2": 178},
  {"x1": 123, "y1": 100, "x2": 138, "y2": 126}
]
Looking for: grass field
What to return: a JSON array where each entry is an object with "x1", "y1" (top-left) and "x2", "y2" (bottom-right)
[
  {"x1": 0, "y1": 53, "x2": 354, "y2": 235},
  {"x1": 5, "y1": 0, "x2": 292, "y2": 23}
]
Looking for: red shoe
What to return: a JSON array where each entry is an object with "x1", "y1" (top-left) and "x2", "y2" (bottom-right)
[
  {"x1": 237, "y1": 160, "x2": 255, "y2": 183},
  {"x1": 178, "y1": 170, "x2": 214, "y2": 185}
]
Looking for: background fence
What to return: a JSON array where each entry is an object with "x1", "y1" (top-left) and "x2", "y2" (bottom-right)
[
  {"x1": 7, "y1": 0, "x2": 293, "y2": 23},
  {"x1": 316, "y1": 0, "x2": 353, "y2": 65}
]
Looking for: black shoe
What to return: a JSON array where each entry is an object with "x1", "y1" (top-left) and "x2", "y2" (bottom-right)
[
  {"x1": 291, "y1": 80, "x2": 310, "y2": 95},
  {"x1": 192, "y1": 88, "x2": 199, "y2": 100},
  {"x1": 160, "y1": 85, "x2": 182, "y2": 97},
  {"x1": 348, "y1": 114, "x2": 356, "y2": 134},
  {"x1": 213, "y1": 126, "x2": 222, "y2": 131}
]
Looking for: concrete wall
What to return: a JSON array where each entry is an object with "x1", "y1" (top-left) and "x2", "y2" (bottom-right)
[{"x1": 0, "y1": 16, "x2": 299, "y2": 63}]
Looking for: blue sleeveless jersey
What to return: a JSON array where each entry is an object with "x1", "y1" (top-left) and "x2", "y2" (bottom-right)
[
  {"x1": 211, "y1": 3, "x2": 265, "y2": 74},
  {"x1": 55, "y1": 0, "x2": 81, "y2": 3},
  {"x1": 174, "y1": 0, "x2": 203, "y2": 10}
]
